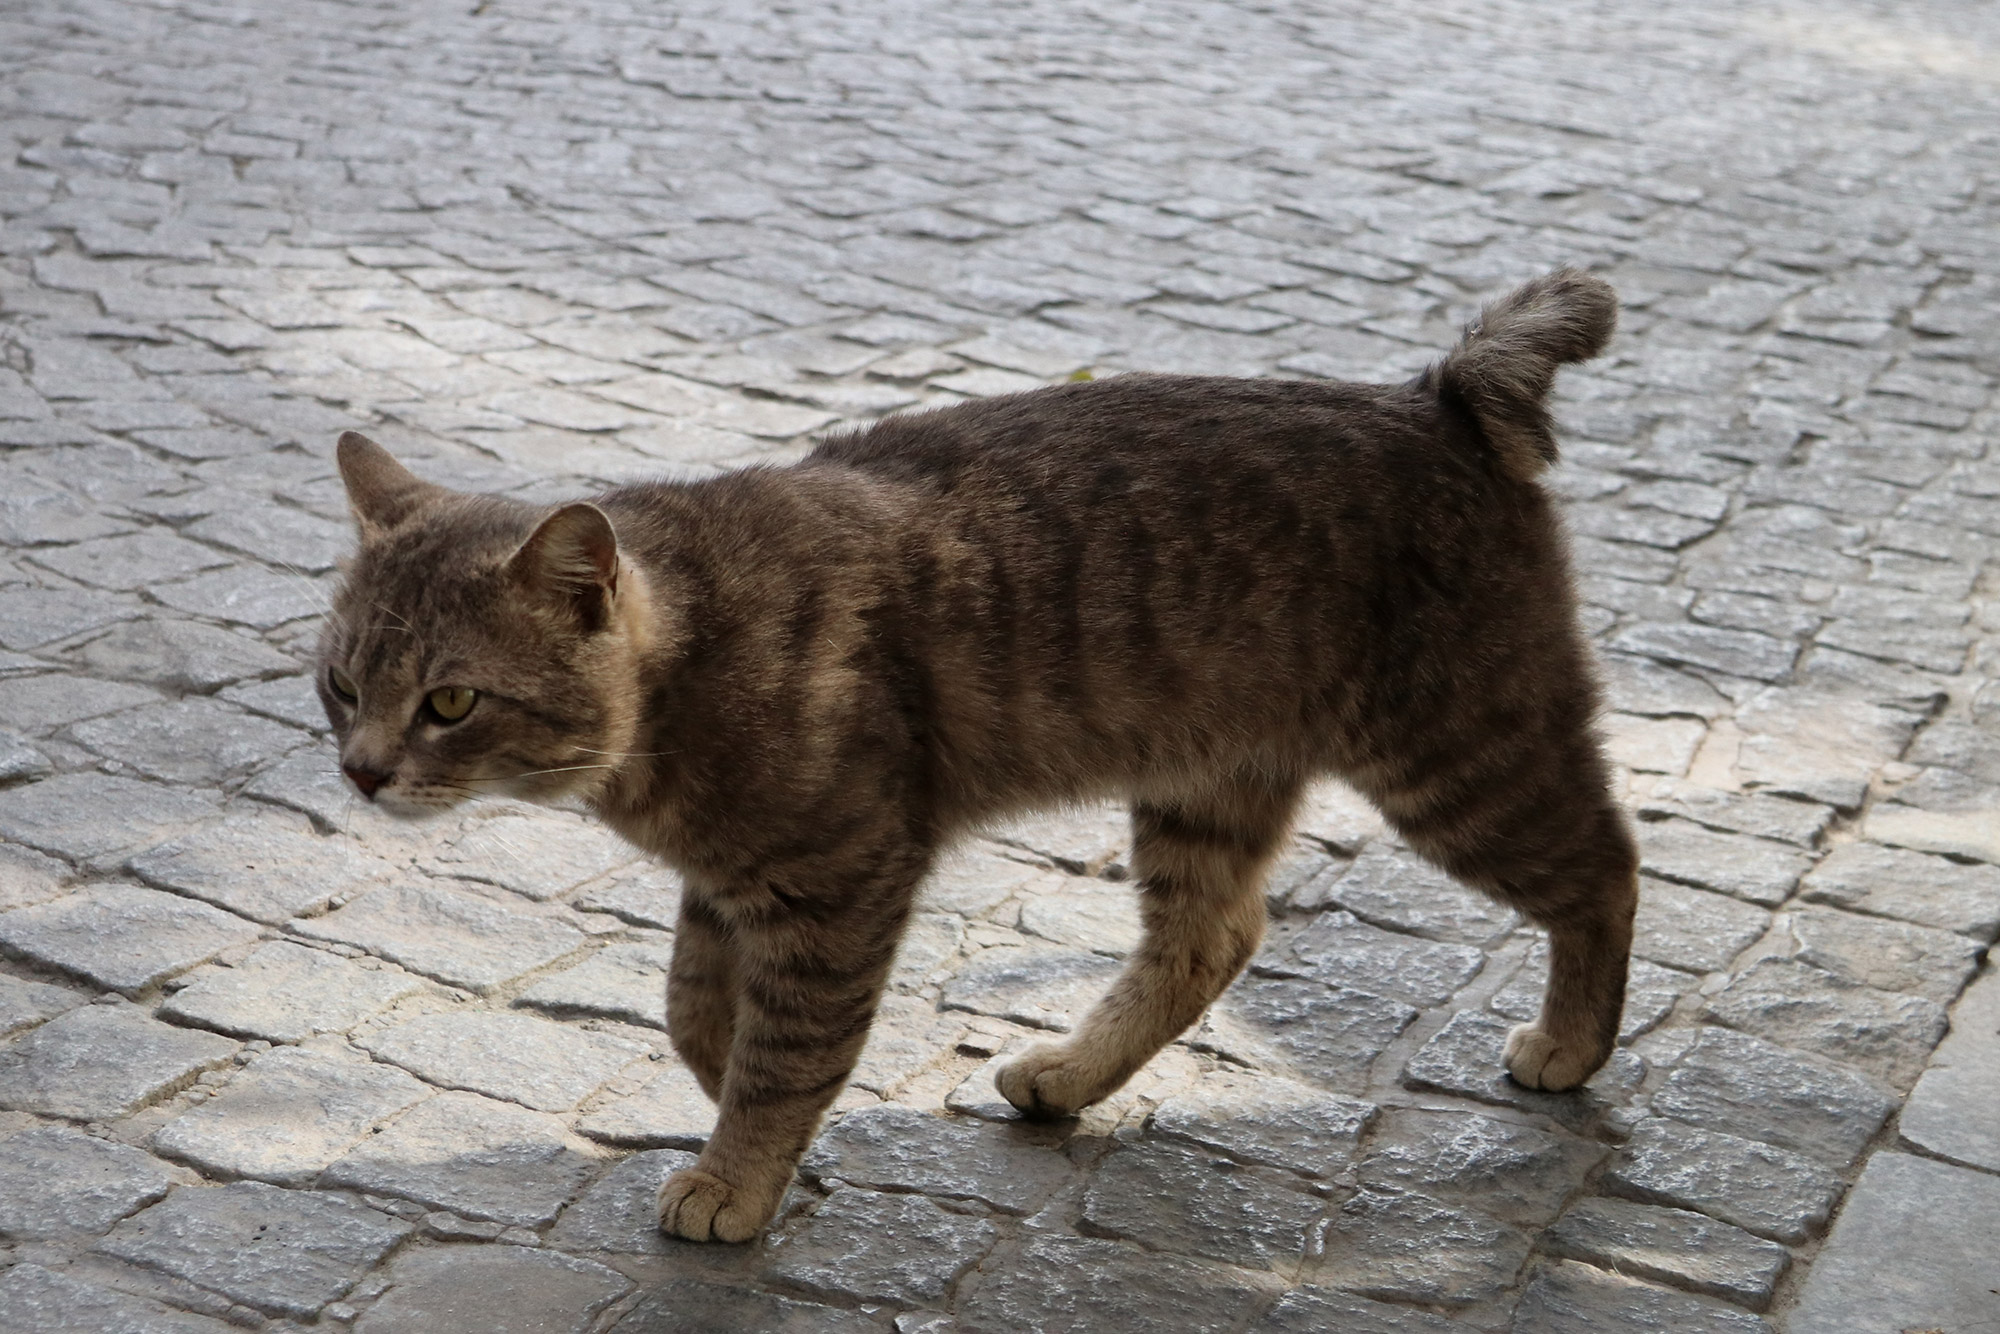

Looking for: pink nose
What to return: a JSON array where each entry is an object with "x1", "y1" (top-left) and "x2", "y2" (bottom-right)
[{"x1": 342, "y1": 764, "x2": 389, "y2": 798}]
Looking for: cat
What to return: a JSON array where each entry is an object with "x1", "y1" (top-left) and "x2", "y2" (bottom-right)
[{"x1": 318, "y1": 267, "x2": 1638, "y2": 1244}]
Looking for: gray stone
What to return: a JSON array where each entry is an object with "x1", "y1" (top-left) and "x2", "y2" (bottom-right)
[
  {"x1": 0, "y1": 673, "x2": 160, "y2": 734},
  {"x1": 0, "y1": 587, "x2": 140, "y2": 652},
  {"x1": 1602, "y1": 1118, "x2": 1843, "y2": 1244},
  {"x1": 152, "y1": 564, "x2": 329, "y2": 629},
  {"x1": 322, "y1": 1090, "x2": 597, "y2": 1226},
  {"x1": 1787, "y1": 1152, "x2": 2000, "y2": 1334},
  {"x1": 1489, "y1": 941, "x2": 1693, "y2": 1043},
  {"x1": 353, "y1": 1244, "x2": 631, "y2": 1334},
  {"x1": 1018, "y1": 877, "x2": 1141, "y2": 955},
  {"x1": 30, "y1": 530, "x2": 231, "y2": 591},
  {"x1": 220, "y1": 672, "x2": 329, "y2": 731},
  {"x1": 1782, "y1": 903, "x2": 1982, "y2": 1004},
  {"x1": 152, "y1": 1045, "x2": 431, "y2": 1186},
  {"x1": 186, "y1": 504, "x2": 349, "y2": 572},
  {"x1": 0, "y1": 772, "x2": 218, "y2": 863},
  {"x1": 802, "y1": 1103, "x2": 1072, "y2": 1213},
  {"x1": 1401, "y1": 1011, "x2": 1645, "y2": 1131},
  {"x1": 0, "y1": 969, "x2": 86, "y2": 1038},
  {"x1": 0, "y1": 883, "x2": 259, "y2": 992},
  {"x1": 890, "y1": 910, "x2": 966, "y2": 990},
  {"x1": 1253, "y1": 1287, "x2": 1475, "y2": 1332},
  {"x1": 0, "y1": 1264, "x2": 236, "y2": 1334},
  {"x1": 74, "y1": 617, "x2": 295, "y2": 692},
  {"x1": 1900, "y1": 963, "x2": 2000, "y2": 1172},
  {"x1": 849, "y1": 991, "x2": 964, "y2": 1094},
  {"x1": 575, "y1": 1061, "x2": 715, "y2": 1149},
  {"x1": 1800, "y1": 841, "x2": 2000, "y2": 942},
  {"x1": 956, "y1": 1233, "x2": 1268, "y2": 1334},
  {"x1": 1542, "y1": 1197, "x2": 1789, "y2": 1310},
  {"x1": 422, "y1": 812, "x2": 634, "y2": 902},
  {"x1": 1510, "y1": 1259, "x2": 1773, "y2": 1333},
  {"x1": 1636, "y1": 820, "x2": 1810, "y2": 907},
  {"x1": 291, "y1": 882, "x2": 587, "y2": 994},
  {"x1": 68, "y1": 696, "x2": 308, "y2": 786},
  {"x1": 1607, "y1": 623, "x2": 1796, "y2": 684},
  {"x1": 1734, "y1": 690, "x2": 1918, "y2": 811},
  {"x1": 96, "y1": 1180, "x2": 412, "y2": 1318},
  {"x1": 1649, "y1": 1026, "x2": 1897, "y2": 1166},
  {"x1": 515, "y1": 937, "x2": 671, "y2": 1028},
  {"x1": 924, "y1": 846, "x2": 1052, "y2": 917},
  {"x1": 0, "y1": 1125, "x2": 176, "y2": 1239},
  {"x1": 1313, "y1": 844, "x2": 1517, "y2": 944},
  {"x1": 358, "y1": 1010, "x2": 650, "y2": 1112},
  {"x1": 0, "y1": 1003, "x2": 238, "y2": 1120},
  {"x1": 1355, "y1": 1108, "x2": 1601, "y2": 1228},
  {"x1": 241, "y1": 744, "x2": 361, "y2": 828},
  {"x1": 1320, "y1": 1187, "x2": 1534, "y2": 1306},
  {"x1": 0, "y1": 842, "x2": 69, "y2": 913},
  {"x1": 1635, "y1": 785, "x2": 1832, "y2": 847},
  {"x1": 546, "y1": 1147, "x2": 698, "y2": 1253},
  {"x1": 1632, "y1": 877, "x2": 1769, "y2": 973},
  {"x1": 1702, "y1": 957, "x2": 1947, "y2": 1087},
  {"x1": 611, "y1": 1278, "x2": 880, "y2": 1334},
  {"x1": 573, "y1": 863, "x2": 682, "y2": 929},
  {"x1": 1197, "y1": 974, "x2": 1416, "y2": 1088},
  {"x1": 1260, "y1": 909, "x2": 1486, "y2": 1006},
  {"x1": 160, "y1": 940, "x2": 424, "y2": 1041},
  {"x1": 130, "y1": 808, "x2": 400, "y2": 924},
  {"x1": 941, "y1": 943, "x2": 1120, "y2": 1032},
  {"x1": 1081, "y1": 1137, "x2": 1325, "y2": 1270},
  {"x1": 1150, "y1": 1069, "x2": 1374, "y2": 1178},
  {"x1": 987, "y1": 802, "x2": 1129, "y2": 874},
  {"x1": 0, "y1": 728, "x2": 51, "y2": 783},
  {"x1": 767, "y1": 1187, "x2": 997, "y2": 1305}
]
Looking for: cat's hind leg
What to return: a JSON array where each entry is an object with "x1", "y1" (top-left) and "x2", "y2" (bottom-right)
[
  {"x1": 667, "y1": 893, "x2": 737, "y2": 1098},
  {"x1": 997, "y1": 773, "x2": 1302, "y2": 1119}
]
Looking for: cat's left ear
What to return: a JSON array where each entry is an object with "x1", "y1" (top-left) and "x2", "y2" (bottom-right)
[{"x1": 508, "y1": 503, "x2": 620, "y2": 626}]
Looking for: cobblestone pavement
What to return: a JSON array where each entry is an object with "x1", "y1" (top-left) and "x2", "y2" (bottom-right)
[{"x1": 1, "y1": 0, "x2": 1998, "y2": 1329}]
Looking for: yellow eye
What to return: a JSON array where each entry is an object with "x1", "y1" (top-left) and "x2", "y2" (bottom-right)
[
  {"x1": 428, "y1": 686, "x2": 476, "y2": 722},
  {"x1": 328, "y1": 666, "x2": 358, "y2": 702}
]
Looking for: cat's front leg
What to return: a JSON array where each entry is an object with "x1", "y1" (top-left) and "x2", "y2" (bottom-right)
[{"x1": 666, "y1": 895, "x2": 737, "y2": 1097}]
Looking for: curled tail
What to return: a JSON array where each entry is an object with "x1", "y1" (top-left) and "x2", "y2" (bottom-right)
[{"x1": 1430, "y1": 267, "x2": 1617, "y2": 482}]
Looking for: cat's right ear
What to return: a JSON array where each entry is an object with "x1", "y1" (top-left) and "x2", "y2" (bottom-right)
[{"x1": 336, "y1": 431, "x2": 441, "y2": 536}]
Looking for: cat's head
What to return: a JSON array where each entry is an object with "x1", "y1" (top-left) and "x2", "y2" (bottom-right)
[{"x1": 317, "y1": 432, "x2": 649, "y2": 818}]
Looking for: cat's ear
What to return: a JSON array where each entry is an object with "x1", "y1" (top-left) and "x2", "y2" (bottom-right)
[
  {"x1": 337, "y1": 431, "x2": 442, "y2": 535},
  {"x1": 508, "y1": 503, "x2": 620, "y2": 625}
]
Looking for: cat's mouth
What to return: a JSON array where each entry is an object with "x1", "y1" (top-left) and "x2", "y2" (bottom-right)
[{"x1": 368, "y1": 783, "x2": 470, "y2": 821}]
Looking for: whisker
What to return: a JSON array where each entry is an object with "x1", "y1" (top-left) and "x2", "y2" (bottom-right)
[{"x1": 456, "y1": 763, "x2": 620, "y2": 783}]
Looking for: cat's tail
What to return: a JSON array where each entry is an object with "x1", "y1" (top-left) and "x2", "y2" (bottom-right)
[{"x1": 1430, "y1": 267, "x2": 1617, "y2": 482}]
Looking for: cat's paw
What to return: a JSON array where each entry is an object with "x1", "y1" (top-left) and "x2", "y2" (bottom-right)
[
  {"x1": 1502, "y1": 1023, "x2": 1600, "y2": 1091},
  {"x1": 657, "y1": 1168, "x2": 768, "y2": 1243},
  {"x1": 996, "y1": 1043, "x2": 1100, "y2": 1119}
]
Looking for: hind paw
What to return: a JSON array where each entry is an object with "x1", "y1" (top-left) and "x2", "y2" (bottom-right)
[{"x1": 1503, "y1": 1023, "x2": 1602, "y2": 1092}]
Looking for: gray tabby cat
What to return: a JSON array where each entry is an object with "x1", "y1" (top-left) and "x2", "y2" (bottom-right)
[{"x1": 319, "y1": 267, "x2": 1637, "y2": 1243}]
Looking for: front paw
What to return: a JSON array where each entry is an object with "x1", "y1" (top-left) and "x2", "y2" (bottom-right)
[
  {"x1": 1502, "y1": 1022, "x2": 1603, "y2": 1092},
  {"x1": 657, "y1": 1167, "x2": 773, "y2": 1243},
  {"x1": 996, "y1": 1042, "x2": 1101, "y2": 1120}
]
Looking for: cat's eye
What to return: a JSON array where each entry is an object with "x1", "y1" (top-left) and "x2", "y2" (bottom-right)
[
  {"x1": 427, "y1": 686, "x2": 477, "y2": 723},
  {"x1": 328, "y1": 666, "x2": 358, "y2": 702}
]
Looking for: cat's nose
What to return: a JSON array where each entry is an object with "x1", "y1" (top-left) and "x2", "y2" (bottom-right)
[{"x1": 342, "y1": 763, "x2": 391, "y2": 798}]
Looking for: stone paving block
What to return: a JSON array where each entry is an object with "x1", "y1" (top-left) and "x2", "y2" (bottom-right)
[
  {"x1": 1018, "y1": 876, "x2": 1141, "y2": 956},
  {"x1": 923, "y1": 844, "x2": 1062, "y2": 917},
  {"x1": 1635, "y1": 820, "x2": 1810, "y2": 907},
  {"x1": 30, "y1": 530, "x2": 231, "y2": 591},
  {"x1": 160, "y1": 940, "x2": 424, "y2": 1041},
  {"x1": 765, "y1": 1186, "x2": 997, "y2": 1306},
  {"x1": 802, "y1": 1103, "x2": 1072, "y2": 1213},
  {"x1": 1401, "y1": 1011, "x2": 1645, "y2": 1131},
  {"x1": 1196, "y1": 974, "x2": 1416, "y2": 1089},
  {"x1": 1509, "y1": 1259, "x2": 1773, "y2": 1333},
  {"x1": 1149, "y1": 1068, "x2": 1374, "y2": 1179},
  {"x1": 1800, "y1": 840, "x2": 2000, "y2": 942},
  {"x1": 1604, "y1": 1119, "x2": 1841, "y2": 1248},
  {"x1": 152, "y1": 1045, "x2": 431, "y2": 1186},
  {"x1": 0, "y1": 1263, "x2": 237, "y2": 1334},
  {"x1": 514, "y1": 937, "x2": 671, "y2": 1028},
  {"x1": 1258, "y1": 909, "x2": 1486, "y2": 1007},
  {"x1": 1489, "y1": 941, "x2": 1693, "y2": 1043},
  {"x1": 151, "y1": 564, "x2": 328, "y2": 629},
  {"x1": 422, "y1": 812, "x2": 634, "y2": 902},
  {"x1": 1631, "y1": 877, "x2": 1769, "y2": 973},
  {"x1": 1702, "y1": 956, "x2": 1947, "y2": 1087},
  {"x1": 291, "y1": 882, "x2": 587, "y2": 994},
  {"x1": 545, "y1": 1147, "x2": 698, "y2": 1254},
  {"x1": 1606, "y1": 622, "x2": 1796, "y2": 685},
  {"x1": 0, "y1": 771, "x2": 219, "y2": 863},
  {"x1": 1542, "y1": 1197, "x2": 1789, "y2": 1311},
  {"x1": 941, "y1": 942, "x2": 1120, "y2": 1032},
  {"x1": 74, "y1": 616, "x2": 295, "y2": 692},
  {"x1": 1734, "y1": 689, "x2": 1919, "y2": 811},
  {"x1": 0, "y1": 673, "x2": 160, "y2": 734},
  {"x1": 956, "y1": 1233, "x2": 1270, "y2": 1334},
  {"x1": 322, "y1": 1090, "x2": 597, "y2": 1226},
  {"x1": 611, "y1": 1277, "x2": 880, "y2": 1334},
  {"x1": 1649, "y1": 1026, "x2": 1897, "y2": 1167},
  {"x1": 185, "y1": 503, "x2": 349, "y2": 572},
  {"x1": 1354, "y1": 1107, "x2": 1602, "y2": 1229},
  {"x1": 0, "y1": 1124, "x2": 177, "y2": 1240},
  {"x1": 0, "y1": 586, "x2": 140, "y2": 652},
  {"x1": 1634, "y1": 784, "x2": 1833, "y2": 848},
  {"x1": 0, "y1": 969, "x2": 86, "y2": 1038},
  {"x1": 352, "y1": 1244, "x2": 631, "y2": 1334},
  {"x1": 1781, "y1": 903, "x2": 1982, "y2": 1004},
  {"x1": 0, "y1": 843, "x2": 69, "y2": 914},
  {"x1": 68, "y1": 696, "x2": 309, "y2": 786},
  {"x1": 0, "y1": 883, "x2": 260, "y2": 992},
  {"x1": 96, "y1": 1180, "x2": 412, "y2": 1318},
  {"x1": 0, "y1": 728, "x2": 52, "y2": 784},
  {"x1": 889, "y1": 910, "x2": 965, "y2": 991},
  {"x1": 1252, "y1": 1287, "x2": 1477, "y2": 1332},
  {"x1": 849, "y1": 991, "x2": 965, "y2": 1095},
  {"x1": 220, "y1": 672, "x2": 331, "y2": 731},
  {"x1": 0, "y1": 1002, "x2": 238, "y2": 1120},
  {"x1": 575, "y1": 1061, "x2": 715, "y2": 1150},
  {"x1": 986, "y1": 802, "x2": 1129, "y2": 874},
  {"x1": 1900, "y1": 963, "x2": 2000, "y2": 1173},
  {"x1": 1788, "y1": 1152, "x2": 2000, "y2": 1334},
  {"x1": 357, "y1": 1010, "x2": 650, "y2": 1112},
  {"x1": 130, "y1": 808, "x2": 398, "y2": 924},
  {"x1": 572, "y1": 863, "x2": 682, "y2": 929},
  {"x1": 1312, "y1": 844, "x2": 1518, "y2": 944},
  {"x1": 1320, "y1": 1186, "x2": 1534, "y2": 1307},
  {"x1": 1081, "y1": 1137, "x2": 1326, "y2": 1271}
]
